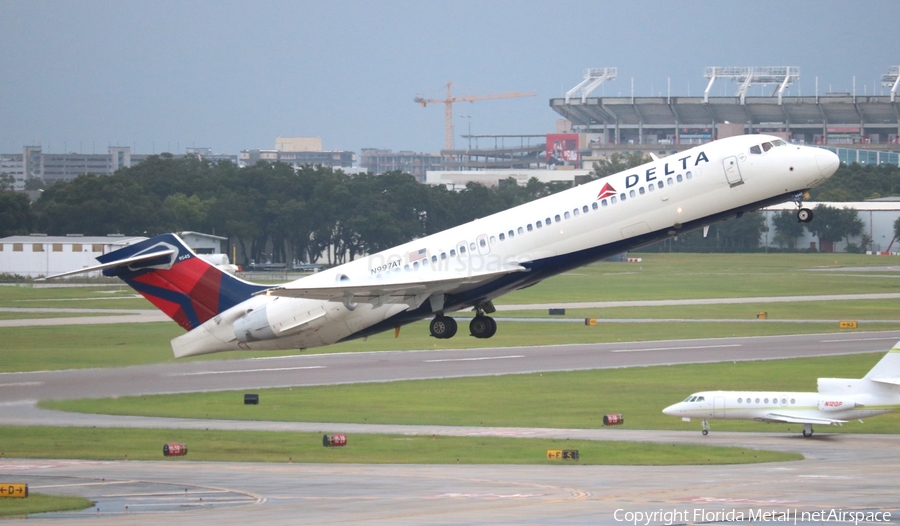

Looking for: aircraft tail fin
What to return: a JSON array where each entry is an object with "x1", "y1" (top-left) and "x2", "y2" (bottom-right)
[
  {"x1": 94, "y1": 233, "x2": 268, "y2": 331},
  {"x1": 863, "y1": 341, "x2": 900, "y2": 385}
]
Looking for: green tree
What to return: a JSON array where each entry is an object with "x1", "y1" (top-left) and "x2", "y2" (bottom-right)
[
  {"x1": 0, "y1": 188, "x2": 34, "y2": 236},
  {"x1": 588, "y1": 152, "x2": 648, "y2": 180},
  {"x1": 772, "y1": 210, "x2": 806, "y2": 249},
  {"x1": 806, "y1": 204, "x2": 863, "y2": 252}
]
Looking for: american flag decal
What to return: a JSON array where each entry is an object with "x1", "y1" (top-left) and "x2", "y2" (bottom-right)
[{"x1": 408, "y1": 248, "x2": 427, "y2": 263}]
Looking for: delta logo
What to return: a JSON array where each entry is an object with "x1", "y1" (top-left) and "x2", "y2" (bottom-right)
[{"x1": 597, "y1": 182, "x2": 616, "y2": 200}]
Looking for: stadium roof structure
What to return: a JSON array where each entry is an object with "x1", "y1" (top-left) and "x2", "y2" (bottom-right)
[{"x1": 550, "y1": 95, "x2": 900, "y2": 133}]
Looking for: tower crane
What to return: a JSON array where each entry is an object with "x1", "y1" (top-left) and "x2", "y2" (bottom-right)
[{"x1": 414, "y1": 82, "x2": 537, "y2": 150}]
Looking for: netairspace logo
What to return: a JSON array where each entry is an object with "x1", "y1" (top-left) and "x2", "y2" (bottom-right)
[{"x1": 613, "y1": 508, "x2": 892, "y2": 526}]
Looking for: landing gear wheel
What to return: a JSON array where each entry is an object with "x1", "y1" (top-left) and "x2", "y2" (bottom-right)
[
  {"x1": 702, "y1": 429, "x2": 709, "y2": 436},
  {"x1": 797, "y1": 208, "x2": 813, "y2": 223},
  {"x1": 701, "y1": 419, "x2": 710, "y2": 436},
  {"x1": 802, "y1": 424, "x2": 813, "y2": 437},
  {"x1": 429, "y1": 316, "x2": 458, "y2": 339},
  {"x1": 469, "y1": 315, "x2": 497, "y2": 339}
]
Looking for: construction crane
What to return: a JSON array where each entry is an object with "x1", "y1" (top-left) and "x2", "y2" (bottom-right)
[{"x1": 414, "y1": 82, "x2": 537, "y2": 150}]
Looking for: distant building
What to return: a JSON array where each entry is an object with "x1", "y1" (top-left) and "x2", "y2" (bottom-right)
[
  {"x1": 240, "y1": 137, "x2": 356, "y2": 170},
  {"x1": 360, "y1": 149, "x2": 443, "y2": 182},
  {"x1": 0, "y1": 234, "x2": 145, "y2": 278},
  {"x1": 0, "y1": 145, "x2": 236, "y2": 190},
  {"x1": 425, "y1": 168, "x2": 590, "y2": 190}
]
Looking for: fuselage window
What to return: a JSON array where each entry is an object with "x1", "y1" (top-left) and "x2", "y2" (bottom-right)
[
  {"x1": 546, "y1": 217, "x2": 552, "y2": 224},
  {"x1": 422, "y1": 258, "x2": 428, "y2": 266},
  {"x1": 517, "y1": 226, "x2": 524, "y2": 235},
  {"x1": 450, "y1": 249, "x2": 456, "y2": 257},
  {"x1": 791, "y1": 398, "x2": 796, "y2": 404},
  {"x1": 781, "y1": 398, "x2": 786, "y2": 405},
  {"x1": 601, "y1": 199, "x2": 608, "y2": 207},
  {"x1": 431, "y1": 255, "x2": 438, "y2": 263},
  {"x1": 536, "y1": 220, "x2": 543, "y2": 229},
  {"x1": 629, "y1": 189, "x2": 636, "y2": 198},
  {"x1": 764, "y1": 398, "x2": 769, "y2": 404},
  {"x1": 404, "y1": 264, "x2": 409, "y2": 271},
  {"x1": 413, "y1": 261, "x2": 419, "y2": 269},
  {"x1": 639, "y1": 187, "x2": 645, "y2": 195},
  {"x1": 676, "y1": 174, "x2": 683, "y2": 182},
  {"x1": 564, "y1": 211, "x2": 571, "y2": 219},
  {"x1": 685, "y1": 171, "x2": 692, "y2": 180},
  {"x1": 592, "y1": 202, "x2": 598, "y2": 210},
  {"x1": 667, "y1": 177, "x2": 673, "y2": 186},
  {"x1": 469, "y1": 242, "x2": 476, "y2": 251},
  {"x1": 762, "y1": 142, "x2": 773, "y2": 152},
  {"x1": 499, "y1": 233, "x2": 505, "y2": 241},
  {"x1": 755, "y1": 398, "x2": 760, "y2": 403},
  {"x1": 657, "y1": 181, "x2": 664, "y2": 189},
  {"x1": 750, "y1": 145, "x2": 761, "y2": 155},
  {"x1": 610, "y1": 196, "x2": 617, "y2": 204},
  {"x1": 648, "y1": 183, "x2": 655, "y2": 192},
  {"x1": 738, "y1": 398, "x2": 742, "y2": 403},
  {"x1": 459, "y1": 246, "x2": 466, "y2": 254},
  {"x1": 583, "y1": 205, "x2": 589, "y2": 213},
  {"x1": 527, "y1": 224, "x2": 533, "y2": 232},
  {"x1": 573, "y1": 208, "x2": 579, "y2": 217},
  {"x1": 480, "y1": 239, "x2": 487, "y2": 247},
  {"x1": 509, "y1": 229, "x2": 515, "y2": 238},
  {"x1": 555, "y1": 214, "x2": 561, "y2": 222},
  {"x1": 619, "y1": 193, "x2": 626, "y2": 201}
]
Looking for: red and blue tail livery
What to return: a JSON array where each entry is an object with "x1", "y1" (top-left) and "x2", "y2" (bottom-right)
[{"x1": 96, "y1": 234, "x2": 268, "y2": 331}]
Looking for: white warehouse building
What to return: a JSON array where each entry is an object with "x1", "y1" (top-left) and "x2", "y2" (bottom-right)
[
  {"x1": 0, "y1": 234, "x2": 146, "y2": 278},
  {"x1": 761, "y1": 201, "x2": 900, "y2": 253}
]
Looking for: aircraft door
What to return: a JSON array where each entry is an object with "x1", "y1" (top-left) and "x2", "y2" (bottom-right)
[
  {"x1": 723, "y1": 156, "x2": 743, "y2": 187},
  {"x1": 475, "y1": 234, "x2": 491, "y2": 255},
  {"x1": 714, "y1": 396, "x2": 726, "y2": 418}
]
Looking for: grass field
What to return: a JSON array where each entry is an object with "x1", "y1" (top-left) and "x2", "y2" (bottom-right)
[
  {"x1": 0, "y1": 493, "x2": 94, "y2": 518},
  {"x1": 0, "y1": 426, "x2": 801, "y2": 465},
  {"x1": 43, "y1": 351, "x2": 900, "y2": 434}
]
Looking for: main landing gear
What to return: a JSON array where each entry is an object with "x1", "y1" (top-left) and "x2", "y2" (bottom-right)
[
  {"x1": 701, "y1": 419, "x2": 710, "y2": 436},
  {"x1": 802, "y1": 424, "x2": 814, "y2": 437},
  {"x1": 429, "y1": 305, "x2": 498, "y2": 340},
  {"x1": 793, "y1": 191, "x2": 813, "y2": 223}
]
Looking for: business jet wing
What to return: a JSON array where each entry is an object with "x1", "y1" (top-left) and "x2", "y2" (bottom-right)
[
  {"x1": 756, "y1": 412, "x2": 847, "y2": 426},
  {"x1": 262, "y1": 266, "x2": 528, "y2": 310}
]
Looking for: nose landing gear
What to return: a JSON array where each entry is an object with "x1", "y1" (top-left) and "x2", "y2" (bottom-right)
[{"x1": 792, "y1": 191, "x2": 813, "y2": 223}]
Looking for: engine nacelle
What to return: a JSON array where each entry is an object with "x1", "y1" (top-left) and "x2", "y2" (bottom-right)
[
  {"x1": 818, "y1": 398, "x2": 856, "y2": 412},
  {"x1": 233, "y1": 305, "x2": 275, "y2": 343}
]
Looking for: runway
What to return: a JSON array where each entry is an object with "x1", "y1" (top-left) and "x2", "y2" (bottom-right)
[{"x1": 2, "y1": 331, "x2": 900, "y2": 524}]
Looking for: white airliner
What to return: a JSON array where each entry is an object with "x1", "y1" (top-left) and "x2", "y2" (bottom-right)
[
  {"x1": 48, "y1": 134, "x2": 839, "y2": 358},
  {"x1": 663, "y1": 343, "x2": 900, "y2": 437}
]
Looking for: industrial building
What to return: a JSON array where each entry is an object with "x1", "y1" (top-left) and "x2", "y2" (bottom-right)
[
  {"x1": 239, "y1": 136, "x2": 358, "y2": 171},
  {"x1": 0, "y1": 234, "x2": 145, "y2": 278}
]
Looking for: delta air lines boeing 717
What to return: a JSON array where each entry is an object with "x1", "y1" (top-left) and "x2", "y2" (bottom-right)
[{"x1": 49, "y1": 135, "x2": 839, "y2": 358}]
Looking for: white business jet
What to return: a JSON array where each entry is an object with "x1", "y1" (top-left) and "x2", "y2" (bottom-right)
[
  {"x1": 663, "y1": 343, "x2": 900, "y2": 437},
  {"x1": 48, "y1": 135, "x2": 839, "y2": 358}
]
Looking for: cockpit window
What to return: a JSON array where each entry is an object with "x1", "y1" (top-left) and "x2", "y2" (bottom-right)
[
  {"x1": 696, "y1": 396, "x2": 705, "y2": 402},
  {"x1": 684, "y1": 396, "x2": 694, "y2": 402},
  {"x1": 750, "y1": 145, "x2": 761, "y2": 155},
  {"x1": 762, "y1": 142, "x2": 773, "y2": 152},
  {"x1": 773, "y1": 139, "x2": 786, "y2": 146}
]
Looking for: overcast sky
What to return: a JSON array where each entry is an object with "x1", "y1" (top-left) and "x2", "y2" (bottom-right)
[{"x1": 2, "y1": 0, "x2": 898, "y2": 158}]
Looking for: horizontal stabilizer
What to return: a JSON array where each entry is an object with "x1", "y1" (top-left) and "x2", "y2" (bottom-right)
[
  {"x1": 263, "y1": 266, "x2": 527, "y2": 309},
  {"x1": 758, "y1": 412, "x2": 846, "y2": 426},
  {"x1": 871, "y1": 377, "x2": 900, "y2": 386},
  {"x1": 40, "y1": 249, "x2": 176, "y2": 280}
]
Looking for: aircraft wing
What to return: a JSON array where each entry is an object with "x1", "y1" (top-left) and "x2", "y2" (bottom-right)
[
  {"x1": 756, "y1": 412, "x2": 847, "y2": 426},
  {"x1": 261, "y1": 266, "x2": 528, "y2": 310}
]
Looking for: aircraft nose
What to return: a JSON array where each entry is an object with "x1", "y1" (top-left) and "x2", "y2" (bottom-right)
[
  {"x1": 816, "y1": 149, "x2": 840, "y2": 178},
  {"x1": 662, "y1": 404, "x2": 677, "y2": 416}
]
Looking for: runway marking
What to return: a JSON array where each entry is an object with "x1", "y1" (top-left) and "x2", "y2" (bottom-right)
[
  {"x1": 0, "y1": 381, "x2": 43, "y2": 387},
  {"x1": 434, "y1": 493, "x2": 548, "y2": 499},
  {"x1": 820, "y1": 337, "x2": 900, "y2": 343},
  {"x1": 32, "y1": 480, "x2": 137, "y2": 489},
  {"x1": 172, "y1": 366, "x2": 325, "y2": 376},
  {"x1": 424, "y1": 355, "x2": 524, "y2": 363},
  {"x1": 611, "y1": 344, "x2": 741, "y2": 353}
]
